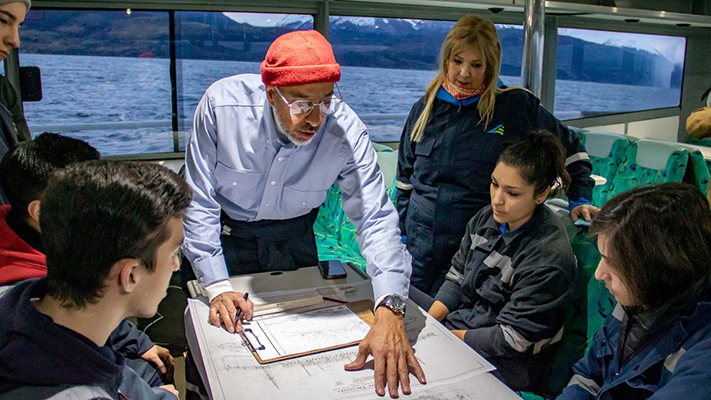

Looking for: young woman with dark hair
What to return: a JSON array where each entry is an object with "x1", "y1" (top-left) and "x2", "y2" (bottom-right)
[
  {"x1": 558, "y1": 183, "x2": 711, "y2": 400},
  {"x1": 410, "y1": 130, "x2": 577, "y2": 392}
]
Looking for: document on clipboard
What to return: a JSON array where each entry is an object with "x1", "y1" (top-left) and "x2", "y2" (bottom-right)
[{"x1": 239, "y1": 299, "x2": 374, "y2": 364}]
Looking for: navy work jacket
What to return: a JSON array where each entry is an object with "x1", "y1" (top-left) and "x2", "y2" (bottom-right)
[{"x1": 558, "y1": 299, "x2": 711, "y2": 400}]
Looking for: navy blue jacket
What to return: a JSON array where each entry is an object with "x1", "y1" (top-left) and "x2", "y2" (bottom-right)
[
  {"x1": 558, "y1": 299, "x2": 711, "y2": 400},
  {"x1": 435, "y1": 205, "x2": 576, "y2": 391},
  {"x1": 396, "y1": 88, "x2": 594, "y2": 235},
  {"x1": 0, "y1": 279, "x2": 175, "y2": 399}
]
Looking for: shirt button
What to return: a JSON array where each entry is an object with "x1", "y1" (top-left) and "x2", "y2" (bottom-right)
[
  {"x1": 265, "y1": 203, "x2": 270, "y2": 207},
  {"x1": 302, "y1": 201, "x2": 306, "y2": 206},
  {"x1": 278, "y1": 157, "x2": 284, "y2": 162},
  {"x1": 232, "y1": 182, "x2": 237, "y2": 186},
  {"x1": 270, "y1": 181, "x2": 276, "y2": 186}
]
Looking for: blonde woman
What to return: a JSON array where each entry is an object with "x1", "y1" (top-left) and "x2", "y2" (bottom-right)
[{"x1": 396, "y1": 15, "x2": 597, "y2": 295}]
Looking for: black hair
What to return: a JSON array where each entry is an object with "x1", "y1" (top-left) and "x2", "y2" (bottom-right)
[
  {"x1": 498, "y1": 130, "x2": 572, "y2": 196},
  {"x1": 0, "y1": 132, "x2": 100, "y2": 219},
  {"x1": 41, "y1": 160, "x2": 192, "y2": 308},
  {"x1": 590, "y1": 183, "x2": 711, "y2": 308}
]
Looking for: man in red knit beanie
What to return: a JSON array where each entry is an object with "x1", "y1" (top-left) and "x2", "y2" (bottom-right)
[{"x1": 182, "y1": 29, "x2": 426, "y2": 398}]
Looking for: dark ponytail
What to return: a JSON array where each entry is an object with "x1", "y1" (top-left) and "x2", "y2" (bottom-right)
[{"x1": 498, "y1": 130, "x2": 571, "y2": 196}]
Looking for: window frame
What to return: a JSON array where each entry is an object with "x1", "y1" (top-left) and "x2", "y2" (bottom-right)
[{"x1": 8, "y1": 1, "x2": 698, "y2": 157}]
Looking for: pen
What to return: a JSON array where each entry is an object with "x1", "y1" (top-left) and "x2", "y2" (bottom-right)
[{"x1": 235, "y1": 292, "x2": 249, "y2": 322}]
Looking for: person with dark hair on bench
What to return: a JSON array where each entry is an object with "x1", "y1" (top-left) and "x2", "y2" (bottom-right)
[{"x1": 558, "y1": 183, "x2": 711, "y2": 400}]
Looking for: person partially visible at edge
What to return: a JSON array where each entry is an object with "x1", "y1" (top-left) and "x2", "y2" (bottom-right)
[
  {"x1": 0, "y1": 133, "x2": 100, "y2": 285},
  {"x1": 0, "y1": 0, "x2": 29, "y2": 203},
  {"x1": 411, "y1": 131, "x2": 577, "y2": 393},
  {"x1": 0, "y1": 161, "x2": 190, "y2": 399},
  {"x1": 0, "y1": 139, "x2": 176, "y2": 397},
  {"x1": 558, "y1": 183, "x2": 711, "y2": 400},
  {"x1": 0, "y1": 74, "x2": 31, "y2": 141},
  {"x1": 182, "y1": 29, "x2": 425, "y2": 397},
  {"x1": 396, "y1": 15, "x2": 597, "y2": 296}
]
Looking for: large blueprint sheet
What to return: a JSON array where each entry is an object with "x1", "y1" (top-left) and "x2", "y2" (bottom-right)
[{"x1": 185, "y1": 279, "x2": 519, "y2": 400}]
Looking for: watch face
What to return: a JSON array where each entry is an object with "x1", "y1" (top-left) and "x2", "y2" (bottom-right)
[
  {"x1": 387, "y1": 295, "x2": 406, "y2": 313},
  {"x1": 391, "y1": 296, "x2": 406, "y2": 309}
]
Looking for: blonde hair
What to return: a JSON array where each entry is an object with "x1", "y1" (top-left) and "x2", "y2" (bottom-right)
[{"x1": 411, "y1": 15, "x2": 502, "y2": 143}]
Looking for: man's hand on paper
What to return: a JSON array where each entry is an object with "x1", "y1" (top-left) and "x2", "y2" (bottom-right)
[
  {"x1": 344, "y1": 306, "x2": 426, "y2": 398},
  {"x1": 209, "y1": 291, "x2": 254, "y2": 333}
]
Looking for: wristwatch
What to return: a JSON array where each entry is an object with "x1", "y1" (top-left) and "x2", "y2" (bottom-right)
[{"x1": 378, "y1": 294, "x2": 407, "y2": 315}]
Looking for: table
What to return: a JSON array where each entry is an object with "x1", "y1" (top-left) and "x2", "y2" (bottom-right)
[{"x1": 184, "y1": 265, "x2": 521, "y2": 400}]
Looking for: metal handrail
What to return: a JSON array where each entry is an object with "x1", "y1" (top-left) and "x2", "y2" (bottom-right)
[
  {"x1": 28, "y1": 113, "x2": 411, "y2": 133},
  {"x1": 29, "y1": 109, "x2": 648, "y2": 136}
]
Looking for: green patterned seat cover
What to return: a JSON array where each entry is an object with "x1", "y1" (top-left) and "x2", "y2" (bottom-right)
[
  {"x1": 607, "y1": 142, "x2": 688, "y2": 199},
  {"x1": 589, "y1": 139, "x2": 630, "y2": 206}
]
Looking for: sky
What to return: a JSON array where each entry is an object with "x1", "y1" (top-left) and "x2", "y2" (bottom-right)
[
  {"x1": 560, "y1": 28, "x2": 686, "y2": 64},
  {"x1": 224, "y1": 13, "x2": 686, "y2": 64}
]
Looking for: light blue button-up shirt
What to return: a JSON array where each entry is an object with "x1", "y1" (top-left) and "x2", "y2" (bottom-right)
[{"x1": 183, "y1": 74, "x2": 411, "y2": 302}]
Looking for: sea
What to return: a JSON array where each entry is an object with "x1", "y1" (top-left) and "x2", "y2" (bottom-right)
[{"x1": 21, "y1": 54, "x2": 682, "y2": 156}]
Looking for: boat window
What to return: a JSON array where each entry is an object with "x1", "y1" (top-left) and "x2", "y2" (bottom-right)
[
  {"x1": 18, "y1": 9, "x2": 313, "y2": 156},
  {"x1": 329, "y1": 16, "x2": 523, "y2": 142},
  {"x1": 20, "y1": 9, "x2": 173, "y2": 156},
  {"x1": 554, "y1": 28, "x2": 686, "y2": 120}
]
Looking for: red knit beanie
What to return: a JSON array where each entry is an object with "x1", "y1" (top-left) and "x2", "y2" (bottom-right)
[{"x1": 261, "y1": 30, "x2": 341, "y2": 87}]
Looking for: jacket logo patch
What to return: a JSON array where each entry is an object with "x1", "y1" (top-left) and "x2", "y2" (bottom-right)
[{"x1": 488, "y1": 124, "x2": 505, "y2": 136}]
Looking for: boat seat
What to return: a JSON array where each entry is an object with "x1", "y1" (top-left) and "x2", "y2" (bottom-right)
[
  {"x1": 681, "y1": 146, "x2": 710, "y2": 196},
  {"x1": 607, "y1": 140, "x2": 689, "y2": 200},
  {"x1": 580, "y1": 131, "x2": 633, "y2": 206},
  {"x1": 314, "y1": 142, "x2": 398, "y2": 272}
]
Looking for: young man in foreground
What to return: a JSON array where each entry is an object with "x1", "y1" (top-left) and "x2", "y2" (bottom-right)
[{"x1": 0, "y1": 161, "x2": 191, "y2": 399}]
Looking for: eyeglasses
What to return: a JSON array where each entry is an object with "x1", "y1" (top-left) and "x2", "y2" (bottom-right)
[{"x1": 274, "y1": 84, "x2": 343, "y2": 116}]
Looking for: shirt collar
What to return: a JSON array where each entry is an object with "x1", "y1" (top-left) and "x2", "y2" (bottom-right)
[{"x1": 485, "y1": 205, "x2": 547, "y2": 246}]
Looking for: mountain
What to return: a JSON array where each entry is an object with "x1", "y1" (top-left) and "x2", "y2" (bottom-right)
[{"x1": 18, "y1": 10, "x2": 679, "y2": 88}]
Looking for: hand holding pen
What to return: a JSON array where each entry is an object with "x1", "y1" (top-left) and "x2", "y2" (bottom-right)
[
  {"x1": 208, "y1": 291, "x2": 254, "y2": 334},
  {"x1": 235, "y1": 292, "x2": 249, "y2": 324}
]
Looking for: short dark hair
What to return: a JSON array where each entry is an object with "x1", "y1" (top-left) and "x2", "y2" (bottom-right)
[
  {"x1": 0, "y1": 132, "x2": 100, "y2": 219},
  {"x1": 41, "y1": 160, "x2": 192, "y2": 308},
  {"x1": 590, "y1": 183, "x2": 711, "y2": 308},
  {"x1": 498, "y1": 130, "x2": 572, "y2": 196}
]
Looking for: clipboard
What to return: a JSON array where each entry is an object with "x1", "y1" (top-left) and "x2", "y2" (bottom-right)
[{"x1": 239, "y1": 299, "x2": 374, "y2": 364}]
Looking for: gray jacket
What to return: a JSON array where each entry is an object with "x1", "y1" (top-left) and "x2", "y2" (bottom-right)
[{"x1": 435, "y1": 204, "x2": 577, "y2": 390}]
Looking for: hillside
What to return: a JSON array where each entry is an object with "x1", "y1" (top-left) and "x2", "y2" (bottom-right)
[{"x1": 19, "y1": 10, "x2": 680, "y2": 87}]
